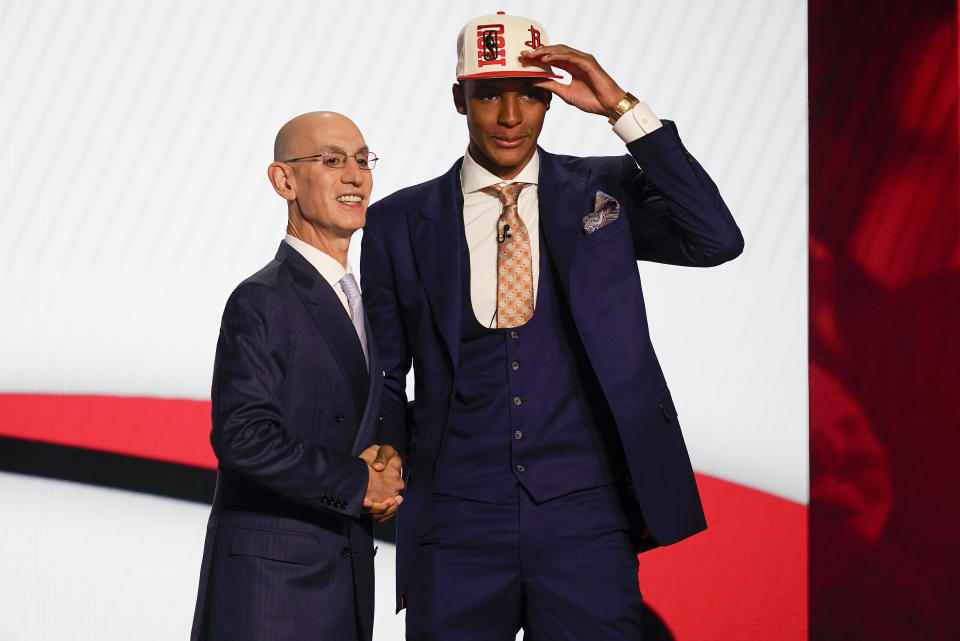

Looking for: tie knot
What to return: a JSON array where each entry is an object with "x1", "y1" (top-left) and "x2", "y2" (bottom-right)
[
  {"x1": 483, "y1": 182, "x2": 531, "y2": 207},
  {"x1": 339, "y1": 273, "x2": 361, "y2": 301}
]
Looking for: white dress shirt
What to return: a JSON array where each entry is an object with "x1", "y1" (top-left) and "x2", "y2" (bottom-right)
[
  {"x1": 460, "y1": 101, "x2": 662, "y2": 328},
  {"x1": 283, "y1": 233, "x2": 353, "y2": 316}
]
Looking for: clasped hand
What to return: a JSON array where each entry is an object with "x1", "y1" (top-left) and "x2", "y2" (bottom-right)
[{"x1": 359, "y1": 444, "x2": 404, "y2": 522}]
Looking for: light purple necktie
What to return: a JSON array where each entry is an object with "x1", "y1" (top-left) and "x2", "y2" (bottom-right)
[{"x1": 338, "y1": 273, "x2": 368, "y2": 365}]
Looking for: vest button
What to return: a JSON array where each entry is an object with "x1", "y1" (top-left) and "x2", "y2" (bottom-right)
[
  {"x1": 511, "y1": 361, "x2": 520, "y2": 371},
  {"x1": 516, "y1": 464, "x2": 526, "y2": 473},
  {"x1": 510, "y1": 330, "x2": 519, "y2": 339},
  {"x1": 513, "y1": 396, "x2": 522, "y2": 406},
  {"x1": 335, "y1": 412, "x2": 344, "y2": 423},
  {"x1": 514, "y1": 430, "x2": 523, "y2": 440}
]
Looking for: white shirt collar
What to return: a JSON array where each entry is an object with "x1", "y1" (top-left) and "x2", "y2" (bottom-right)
[
  {"x1": 460, "y1": 148, "x2": 540, "y2": 194},
  {"x1": 283, "y1": 234, "x2": 352, "y2": 288}
]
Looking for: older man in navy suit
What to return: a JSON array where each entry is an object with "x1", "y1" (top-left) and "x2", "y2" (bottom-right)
[
  {"x1": 361, "y1": 12, "x2": 744, "y2": 641},
  {"x1": 191, "y1": 111, "x2": 404, "y2": 641}
]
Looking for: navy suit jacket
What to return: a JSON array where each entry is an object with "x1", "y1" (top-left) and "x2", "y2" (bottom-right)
[
  {"x1": 360, "y1": 121, "x2": 743, "y2": 610},
  {"x1": 191, "y1": 242, "x2": 383, "y2": 641}
]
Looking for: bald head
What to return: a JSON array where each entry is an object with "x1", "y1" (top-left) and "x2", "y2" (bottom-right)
[
  {"x1": 273, "y1": 111, "x2": 362, "y2": 162},
  {"x1": 267, "y1": 110, "x2": 372, "y2": 264}
]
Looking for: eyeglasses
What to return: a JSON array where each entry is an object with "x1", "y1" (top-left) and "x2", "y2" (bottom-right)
[{"x1": 282, "y1": 150, "x2": 379, "y2": 170}]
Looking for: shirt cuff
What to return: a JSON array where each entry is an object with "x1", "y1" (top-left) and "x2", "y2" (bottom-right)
[{"x1": 612, "y1": 101, "x2": 663, "y2": 143}]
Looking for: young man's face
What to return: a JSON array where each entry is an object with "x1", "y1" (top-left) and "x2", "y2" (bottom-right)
[{"x1": 454, "y1": 78, "x2": 551, "y2": 180}]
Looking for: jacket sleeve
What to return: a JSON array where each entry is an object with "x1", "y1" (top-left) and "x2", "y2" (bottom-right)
[
  {"x1": 360, "y1": 217, "x2": 411, "y2": 460},
  {"x1": 620, "y1": 120, "x2": 744, "y2": 267},
  {"x1": 210, "y1": 283, "x2": 369, "y2": 518}
]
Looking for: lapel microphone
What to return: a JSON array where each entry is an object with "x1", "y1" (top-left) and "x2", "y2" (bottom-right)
[{"x1": 497, "y1": 224, "x2": 512, "y2": 243}]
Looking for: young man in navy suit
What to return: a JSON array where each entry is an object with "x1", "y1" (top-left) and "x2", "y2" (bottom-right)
[
  {"x1": 361, "y1": 13, "x2": 744, "y2": 640},
  {"x1": 191, "y1": 112, "x2": 404, "y2": 641}
]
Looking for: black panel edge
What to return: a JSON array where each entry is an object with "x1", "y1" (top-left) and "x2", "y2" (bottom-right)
[
  {"x1": 0, "y1": 436, "x2": 397, "y2": 543},
  {"x1": 0, "y1": 436, "x2": 217, "y2": 503}
]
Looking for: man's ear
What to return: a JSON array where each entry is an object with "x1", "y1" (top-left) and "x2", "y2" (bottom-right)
[
  {"x1": 267, "y1": 162, "x2": 296, "y2": 201},
  {"x1": 452, "y1": 82, "x2": 467, "y2": 115}
]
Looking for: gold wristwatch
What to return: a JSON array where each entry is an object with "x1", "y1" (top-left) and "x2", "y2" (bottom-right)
[{"x1": 608, "y1": 92, "x2": 640, "y2": 125}]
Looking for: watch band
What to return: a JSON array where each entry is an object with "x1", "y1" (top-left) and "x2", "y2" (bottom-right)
[{"x1": 608, "y1": 91, "x2": 640, "y2": 125}]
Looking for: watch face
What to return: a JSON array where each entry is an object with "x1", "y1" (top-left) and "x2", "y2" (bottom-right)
[
  {"x1": 610, "y1": 93, "x2": 639, "y2": 124},
  {"x1": 619, "y1": 93, "x2": 638, "y2": 113}
]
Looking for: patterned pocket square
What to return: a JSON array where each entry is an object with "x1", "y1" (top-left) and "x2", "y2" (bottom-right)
[{"x1": 582, "y1": 190, "x2": 620, "y2": 234}]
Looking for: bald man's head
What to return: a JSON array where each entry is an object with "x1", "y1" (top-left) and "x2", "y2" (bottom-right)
[
  {"x1": 273, "y1": 111, "x2": 362, "y2": 162},
  {"x1": 267, "y1": 110, "x2": 372, "y2": 261}
]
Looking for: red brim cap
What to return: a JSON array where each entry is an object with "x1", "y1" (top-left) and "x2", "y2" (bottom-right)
[
  {"x1": 457, "y1": 70, "x2": 563, "y2": 80},
  {"x1": 456, "y1": 13, "x2": 561, "y2": 81}
]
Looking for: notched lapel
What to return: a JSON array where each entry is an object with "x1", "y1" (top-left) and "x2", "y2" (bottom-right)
[
  {"x1": 278, "y1": 244, "x2": 370, "y2": 418},
  {"x1": 351, "y1": 315, "x2": 383, "y2": 455},
  {"x1": 407, "y1": 160, "x2": 464, "y2": 371},
  {"x1": 537, "y1": 149, "x2": 591, "y2": 296}
]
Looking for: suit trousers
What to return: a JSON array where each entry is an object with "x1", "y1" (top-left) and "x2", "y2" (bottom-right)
[{"x1": 405, "y1": 484, "x2": 645, "y2": 641}]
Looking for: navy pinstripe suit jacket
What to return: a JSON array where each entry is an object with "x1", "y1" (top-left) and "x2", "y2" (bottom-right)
[{"x1": 191, "y1": 241, "x2": 382, "y2": 641}]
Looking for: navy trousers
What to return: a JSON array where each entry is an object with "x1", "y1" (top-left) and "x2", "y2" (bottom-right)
[{"x1": 405, "y1": 485, "x2": 645, "y2": 640}]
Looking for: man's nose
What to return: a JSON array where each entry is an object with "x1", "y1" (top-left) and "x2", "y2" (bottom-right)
[
  {"x1": 341, "y1": 156, "x2": 365, "y2": 185},
  {"x1": 498, "y1": 95, "x2": 521, "y2": 127}
]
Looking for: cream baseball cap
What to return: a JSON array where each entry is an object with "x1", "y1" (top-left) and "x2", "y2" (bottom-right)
[{"x1": 455, "y1": 11, "x2": 562, "y2": 80}]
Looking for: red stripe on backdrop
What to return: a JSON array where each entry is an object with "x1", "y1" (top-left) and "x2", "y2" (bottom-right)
[
  {"x1": 1, "y1": 393, "x2": 807, "y2": 639},
  {"x1": 0, "y1": 393, "x2": 216, "y2": 469}
]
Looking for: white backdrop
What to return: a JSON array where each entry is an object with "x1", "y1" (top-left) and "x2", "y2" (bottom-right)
[{"x1": 1, "y1": 1, "x2": 807, "y2": 639}]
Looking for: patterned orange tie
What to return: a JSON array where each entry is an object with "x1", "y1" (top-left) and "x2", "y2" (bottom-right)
[{"x1": 483, "y1": 182, "x2": 534, "y2": 328}]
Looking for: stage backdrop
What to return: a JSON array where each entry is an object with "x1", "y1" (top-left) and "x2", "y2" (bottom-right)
[
  {"x1": 0, "y1": 1, "x2": 807, "y2": 639},
  {"x1": 809, "y1": 1, "x2": 959, "y2": 638}
]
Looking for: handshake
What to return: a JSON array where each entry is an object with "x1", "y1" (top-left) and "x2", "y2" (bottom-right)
[{"x1": 359, "y1": 444, "x2": 405, "y2": 522}]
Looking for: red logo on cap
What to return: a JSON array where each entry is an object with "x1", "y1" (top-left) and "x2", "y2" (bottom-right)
[
  {"x1": 525, "y1": 25, "x2": 542, "y2": 49},
  {"x1": 477, "y1": 24, "x2": 506, "y2": 67}
]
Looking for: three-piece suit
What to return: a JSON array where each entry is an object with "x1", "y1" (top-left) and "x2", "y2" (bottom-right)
[{"x1": 360, "y1": 120, "x2": 743, "y2": 637}]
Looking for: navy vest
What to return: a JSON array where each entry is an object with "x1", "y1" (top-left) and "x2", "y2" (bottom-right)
[{"x1": 432, "y1": 220, "x2": 619, "y2": 503}]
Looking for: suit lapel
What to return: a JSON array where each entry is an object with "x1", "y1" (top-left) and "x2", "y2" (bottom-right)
[
  {"x1": 351, "y1": 314, "x2": 383, "y2": 455},
  {"x1": 277, "y1": 243, "x2": 369, "y2": 419},
  {"x1": 407, "y1": 159, "x2": 464, "y2": 371},
  {"x1": 537, "y1": 148, "x2": 592, "y2": 298}
]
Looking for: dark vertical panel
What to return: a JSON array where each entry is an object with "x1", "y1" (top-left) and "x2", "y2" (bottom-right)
[{"x1": 809, "y1": 0, "x2": 960, "y2": 638}]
